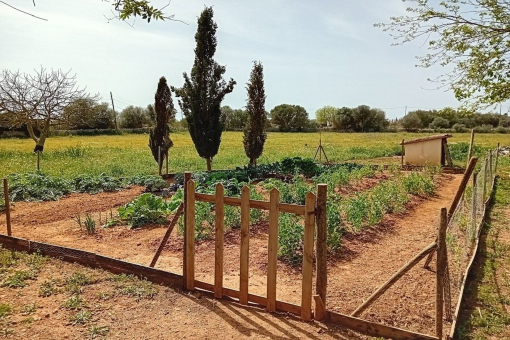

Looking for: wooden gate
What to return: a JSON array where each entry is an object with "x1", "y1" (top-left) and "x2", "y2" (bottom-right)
[{"x1": 181, "y1": 173, "x2": 325, "y2": 321}]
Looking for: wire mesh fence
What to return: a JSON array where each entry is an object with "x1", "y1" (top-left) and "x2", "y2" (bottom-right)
[{"x1": 445, "y1": 148, "x2": 498, "y2": 325}]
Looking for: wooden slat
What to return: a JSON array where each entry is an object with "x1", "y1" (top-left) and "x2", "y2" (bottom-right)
[
  {"x1": 185, "y1": 179, "x2": 195, "y2": 290},
  {"x1": 301, "y1": 192, "x2": 315, "y2": 321},
  {"x1": 183, "y1": 172, "x2": 192, "y2": 288},
  {"x1": 194, "y1": 192, "x2": 305, "y2": 215},
  {"x1": 351, "y1": 242, "x2": 437, "y2": 317},
  {"x1": 327, "y1": 311, "x2": 438, "y2": 340},
  {"x1": 150, "y1": 203, "x2": 184, "y2": 267},
  {"x1": 0, "y1": 234, "x2": 29, "y2": 251},
  {"x1": 315, "y1": 184, "x2": 328, "y2": 313},
  {"x1": 214, "y1": 183, "x2": 224, "y2": 298},
  {"x1": 436, "y1": 208, "x2": 447, "y2": 338},
  {"x1": 267, "y1": 188, "x2": 279, "y2": 312},
  {"x1": 239, "y1": 185, "x2": 250, "y2": 305}
]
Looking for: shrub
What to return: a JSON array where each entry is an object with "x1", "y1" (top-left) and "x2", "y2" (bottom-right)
[
  {"x1": 495, "y1": 126, "x2": 507, "y2": 134},
  {"x1": 452, "y1": 123, "x2": 467, "y2": 132},
  {"x1": 449, "y1": 142, "x2": 483, "y2": 161}
]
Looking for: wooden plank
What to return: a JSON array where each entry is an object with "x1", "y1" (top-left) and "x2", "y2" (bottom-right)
[
  {"x1": 185, "y1": 179, "x2": 196, "y2": 290},
  {"x1": 183, "y1": 172, "x2": 192, "y2": 289},
  {"x1": 448, "y1": 157, "x2": 478, "y2": 219},
  {"x1": 443, "y1": 139, "x2": 453, "y2": 167},
  {"x1": 467, "y1": 129, "x2": 475, "y2": 168},
  {"x1": 315, "y1": 184, "x2": 328, "y2": 312},
  {"x1": 214, "y1": 183, "x2": 225, "y2": 298},
  {"x1": 327, "y1": 311, "x2": 439, "y2": 340},
  {"x1": 194, "y1": 193, "x2": 305, "y2": 215},
  {"x1": 301, "y1": 192, "x2": 315, "y2": 321},
  {"x1": 149, "y1": 203, "x2": 184, "y2": 267},
  {"x1": 3, "y1": 178, "x2": 11, "y2": 236},
  {"x1": 313, "y1": 295, "x2": 325, "y2": 321},
  {"x1": 239, "y1": 185, "x2": 250, "y2": 305},
  {"x1": 351, "y1": 241, "x2": 437, "y2": 317},
  {"x1": 436, "y1": 208, "x2": 447, "y2": 338},
  {"x1": 267, "y1": 188, "x2": 279, "y2": 312},
  {"x1": 0, "y1": 234, "x2": 29, "y2": 251}
]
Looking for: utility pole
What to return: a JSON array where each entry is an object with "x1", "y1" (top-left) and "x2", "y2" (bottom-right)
[
  {"x1": 404, "y1": 105, "x2": 407, "y2": 116},
  {"x1": 110, "y1": 91, "x2": 118, "y2": 130}
]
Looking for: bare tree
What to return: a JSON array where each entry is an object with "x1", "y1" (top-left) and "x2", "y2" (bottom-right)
[{"x1": 0, "y1": 67, "x2": 94, "y2": 152}]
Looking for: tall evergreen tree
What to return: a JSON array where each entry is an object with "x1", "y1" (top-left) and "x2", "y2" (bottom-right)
[
  {"x1": 173, "y1": 6, "x2": 236, "y2": 171},
  {"x1": 243, "y1": 61, "x2": 267, "y2": 166},
  {"x1": 149, "y1": 76, "x2": 175, "y2": 174}
]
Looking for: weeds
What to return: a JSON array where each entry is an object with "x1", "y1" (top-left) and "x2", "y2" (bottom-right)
[
  {"x1": 111, "y1": 274, "x2": 157, "y2": 300},
  {"x1": 39, "y1": 280, "x2": 56, "y2": 297},
  {"x1": 88, "y1": 325, "x2": 109, "y2": 338},
  {"x1": 278, "y1": 213, "x2": 304, "y2": 263},
  {"x1": 0, "y1": 304, "x2": 11, "y2": 318},
  {"x1": 1, "y1": 270, "x2": 36, "y2": 288},
  {"x1": 83, "y1": 214, "x2": 96, "y2": 234},
  {"x1": 21, "y1": 303, "x2": 36, "y2": 315},
  {"x1": 70, "y1": 310, "x2": 91, "y2": 325},
  {"x1": 62, "y1": 295, "x2": 84, "y2": 310},
  {"x1": 65, "y1": 272, "x2": 93, "y2": 294}
]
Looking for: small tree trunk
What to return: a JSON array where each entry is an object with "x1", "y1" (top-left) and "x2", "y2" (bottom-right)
[
  {"x1": 249, "y1": 158, "x2": 257, "y2": 166},
  {"x1": 206, "y1": 158, "x2": 212, "y2": 171}
]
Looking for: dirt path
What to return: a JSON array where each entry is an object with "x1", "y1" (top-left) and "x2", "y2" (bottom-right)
[{"x1": 0, "y1": 173, "x2": 463, "y2": 336}]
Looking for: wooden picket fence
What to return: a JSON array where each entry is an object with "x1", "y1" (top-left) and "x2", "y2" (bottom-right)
[{"x1": 182, "y1": 173, "x2": 322, "y2": 321}]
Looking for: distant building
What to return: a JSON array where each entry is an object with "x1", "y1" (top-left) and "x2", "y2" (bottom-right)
[{"x1": 401, "y1": 134, "x2": 453, "y2": 166}]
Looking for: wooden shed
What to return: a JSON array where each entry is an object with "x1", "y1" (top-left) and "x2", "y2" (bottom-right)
[{"x1": 400, "y1": 134, "x2": 453, "y2": 166}]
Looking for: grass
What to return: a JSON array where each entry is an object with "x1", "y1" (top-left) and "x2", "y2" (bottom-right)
[
  {"x1": 456, "y1": 158, "x2": 510, "y2": 339},
  {"x1": 0, "y1": 132, "x2": 505, "y2": 179},
  {"x1": 0, "y1": 304, "x2": 11, "y2": 319}
]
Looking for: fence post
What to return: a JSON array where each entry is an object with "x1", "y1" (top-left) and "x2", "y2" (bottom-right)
[
  {"x1": 267, "y1": 188, "x2": 279, "y2": 312},
  {"x1": 467, "y1": 129, "x2": 475, "y2": 168},
  {"x1": 489, "y1": 150, "x2": 493, "y2": 183},
  {"x1": 495, "y1": 143, "x2": 500, "y2": 174},
  {"x1": 239, "y1": 186, "x2": 250, "y2": 305},
  {"x1": 436, "y1": 208, "x2": 448, "y2": 339},
  {"x1": 183, "y1": 172, "x2": 192, "y2": 289},
  {"x1": 315, "y1": 184, "x2": 328, "y2": 319},
  {"x1": 3, "y1": 178, "x2": 12, "y2": 236},
  {"x1": 301, "y1": 192, "x2": 316, "y2": 321},
  {"x1": 482, "y1": 159, "x2": 488, "y2": 204},
  {"x1": 214, "y1": 183, "x2": 224, "y2": 299},
  {"x1": 470, "y1": 174, "x2": 477, "y2": 243},
  {"x1": 401, "y1": 139, "x2": 405, "y2": 168},
  {"x1": 37, "y1": 151, "x2": 40, "y2": 171}
]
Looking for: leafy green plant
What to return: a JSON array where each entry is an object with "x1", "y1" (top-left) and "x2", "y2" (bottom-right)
[
  {"x1": 326, "y1": 201, "x2": 343, "y2": 250},
  {"x1": 7, "y1": 172, "x2": 71, "y2": 202},
  {"x1": 65, "y1": 272, "x2": 93, "y2": 294},
  {"x1": 21, "y1": 303, "x2": 36, "y2": 315},
  {"x1": 72, "y1": 173, "x2": 124, "y2": 194},
  {"x1": 278, "y1": 213, "x2": 304, "y2": 263},
  {"x1": 118, "y1": 193, "x2": 172, "y2": 228}
]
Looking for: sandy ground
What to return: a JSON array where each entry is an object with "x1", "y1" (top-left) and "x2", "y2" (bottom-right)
[{"x1": 0, "y1": 173, "x2": 463, "y2": 337}]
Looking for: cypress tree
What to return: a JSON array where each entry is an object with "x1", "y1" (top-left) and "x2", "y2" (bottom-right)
[
  {"x1": 243, "y1": 61, "x2": 267, "y2": 166},
  {"x1": 173, "y1": 6, "x2": 236, "y2": 171},
  {"x1": 149, "y1": 76, "x2": 175, "y2": 174}
]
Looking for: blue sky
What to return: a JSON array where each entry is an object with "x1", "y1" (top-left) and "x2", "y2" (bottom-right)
[{"x1": 0, "y1": 0, "x2": 469, "y2": 119}]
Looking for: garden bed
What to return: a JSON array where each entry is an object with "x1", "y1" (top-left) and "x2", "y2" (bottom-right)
[{"x1": 0, "y1": 167, "x2": 463, "y2": 335}]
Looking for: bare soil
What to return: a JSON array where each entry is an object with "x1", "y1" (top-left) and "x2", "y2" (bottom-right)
[{"x1": 0, "y1": 173, "x2": 463, "y2": 338}]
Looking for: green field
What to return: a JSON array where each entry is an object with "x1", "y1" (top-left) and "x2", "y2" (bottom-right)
[{"x1": 0, "y1": 132, "x2": 507, "y2": 179}]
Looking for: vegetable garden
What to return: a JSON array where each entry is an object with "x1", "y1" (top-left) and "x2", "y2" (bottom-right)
[{"x1": 0, "y1": 132, "x2": 504, "y2": 339}]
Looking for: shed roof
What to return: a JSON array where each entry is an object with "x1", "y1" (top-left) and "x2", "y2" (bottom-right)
[{"x1": 400, "y1": 134, "x2": 452, "y2": 145}]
